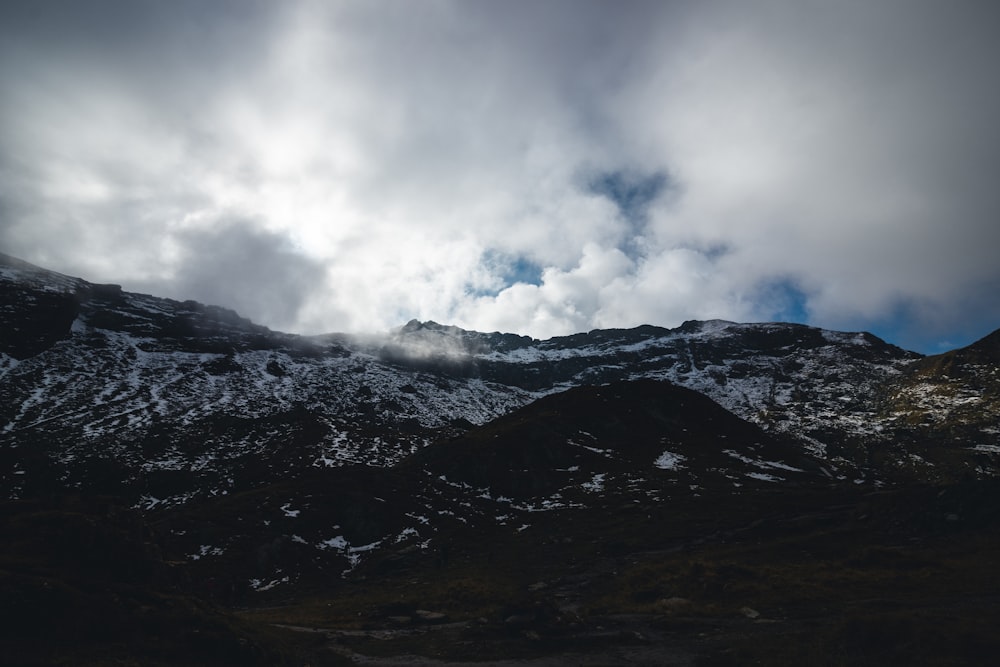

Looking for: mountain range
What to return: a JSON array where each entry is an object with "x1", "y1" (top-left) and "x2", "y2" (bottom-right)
[{"x1": 2, "y1": 251, "x2": 998, "y2": 666}]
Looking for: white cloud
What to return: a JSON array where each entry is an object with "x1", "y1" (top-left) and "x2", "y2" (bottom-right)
[{"x1": 1, "y1": 0, "x2": 998, "y2": 351}]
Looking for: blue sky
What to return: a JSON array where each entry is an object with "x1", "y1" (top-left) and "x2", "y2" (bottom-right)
[{"x1": 1, "y1": 0, "x2": 998, "y2": 354}]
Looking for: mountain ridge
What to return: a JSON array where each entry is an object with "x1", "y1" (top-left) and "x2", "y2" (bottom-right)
[
  {"x1": 2, "y1": 253, "x2": 999, "y2": 557},
  {"x1": 2, "y1": 252, "x2": 996, "y2": 505},
  {"x1": 2, "y1": 252, "x2": 999, "y2": 665}
]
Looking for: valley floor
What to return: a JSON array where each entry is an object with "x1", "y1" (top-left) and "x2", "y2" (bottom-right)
[
  {"x1": 3, "y1": 477, "x2": 998, "y2": 665},
  {"x1": 236, "y1": 482, "x2": 1000, "y2": 666}
]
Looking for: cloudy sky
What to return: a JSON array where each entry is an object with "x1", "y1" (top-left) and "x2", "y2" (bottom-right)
[{"x1": 2, "y1": 0, "x2": 998, "y2": 353}]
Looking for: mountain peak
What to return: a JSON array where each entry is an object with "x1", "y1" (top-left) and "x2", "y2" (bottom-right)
[
  {"x1": 677, "y1": 318, "x2": 738, "y2": 334},
  {"x1": 397, "y1": 319, "x2": 464, "y2": 335},
  {"x1": 965, "y1": 327, "x2": 1000, "y2": 361}
]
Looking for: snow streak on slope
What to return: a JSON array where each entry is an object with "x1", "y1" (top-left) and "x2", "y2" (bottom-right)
[
  {"x1": 5, "y1": 255, "x2": 998, "y2": 507},
  {"x1": 474, "y1": 320, "x2": 917, "y2": 443},
  {"x1": 0, "y1": 260, "x2": 535, "y2": 502}
]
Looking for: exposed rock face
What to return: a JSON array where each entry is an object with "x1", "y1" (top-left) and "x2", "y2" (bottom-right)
[
  {"x1": 882, "y1": 328, "x2": 1000, "y2": 431},
  {"x1": 2, "y1": 253, "x2": 997, "y2": 506},
  {"x1": 0, "y1": 253, "x2": 81, "y2": 359},
  {"x1": 875, "y1": 329, "x2": 1000, "y2": 480}
]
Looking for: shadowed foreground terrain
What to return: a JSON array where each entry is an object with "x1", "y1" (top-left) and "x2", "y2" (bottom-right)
[
  {"x1": 3, "y1": 466, "x2": 998, "y2": 665},
  {"x1": 237, "y1": 480, "x2": 1000, "y2": 667}
]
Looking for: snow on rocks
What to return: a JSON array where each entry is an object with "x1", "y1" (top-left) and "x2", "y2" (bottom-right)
[{"x1": 654, "y1": 451, "x2": 686, "y2": 470}]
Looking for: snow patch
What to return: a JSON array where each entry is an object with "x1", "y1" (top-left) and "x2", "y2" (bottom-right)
[
  {"x1": 723, "y1": 449, "x2": 803, "y2": 473},
  {"x1": 189, "y1": 544, "x2": 224, "y2": 560},
  {"x1": 395, "y1": 527, "x2": 420, "y2": 542},
  {"x1": 581, "y1": 473, "x2": 606, "y2": 492},
  {"x1": 317, "y1": 535, "x2": 348, "y2": 550},
  {"x1": 654, "y1": 451, "x2": 686, "y2": 470},
  {"x1": 250, "y1": 576, "x2": 289, "y2": 591},
  {"x1": 746, "y1": 472, "x2": 782, "y2": 482}
]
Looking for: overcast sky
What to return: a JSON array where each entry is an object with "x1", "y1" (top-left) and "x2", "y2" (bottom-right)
[{"x1": 2, "y1": 0, "x2": 998, "y2": 353}]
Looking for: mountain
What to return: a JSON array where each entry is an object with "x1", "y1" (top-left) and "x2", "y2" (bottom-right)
[
  {"x1": 6, "y1": 252, "x2": 993, "y2": 506},
  {"x1": 2, "y1": 250, "x2": 998, "y2": 572},
  {"x1": 876, "y1": 329, "x2": 1000, "y2": 478},
  {"x1": 2, "y1": 253, "x2": 999, "y2": 665},
  {"x1": 406, "y1": 378, "x2": 828, "y2": 500}
]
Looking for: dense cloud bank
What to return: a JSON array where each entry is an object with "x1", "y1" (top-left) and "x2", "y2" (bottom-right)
[{"x1": 1, "y1": 0, "x2": 998, "y2": 351}]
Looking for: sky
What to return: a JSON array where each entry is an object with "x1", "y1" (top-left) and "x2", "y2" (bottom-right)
[{"x1": 1, "y1": 0, "x2": 999, "y2": 354}]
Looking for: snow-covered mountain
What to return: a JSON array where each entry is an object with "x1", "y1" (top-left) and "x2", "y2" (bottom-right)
[
  {"x1": 3, "y1": 252, "x2": 1000, "y2": 653},
  {"x1": 2, "y1": 252, "x2": 997, "y2": 508}
]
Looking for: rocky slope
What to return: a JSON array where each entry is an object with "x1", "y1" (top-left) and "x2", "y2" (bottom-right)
[
  {"x1": 2, "y1": 253, "x2": 998, "y2": 507},
  {"x1": 876, "y1": 329, "x2": 1000, "y2": 478},
  {"x1": 2, "y1": 253, "x2": 999, "y2": 665}
]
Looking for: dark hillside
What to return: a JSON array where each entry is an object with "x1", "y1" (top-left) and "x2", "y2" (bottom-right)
[{"x1": 408, "y1": 379, "x2": 826, "y2": 499}]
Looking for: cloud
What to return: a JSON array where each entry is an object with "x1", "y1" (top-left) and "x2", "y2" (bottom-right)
[
  {"x1": 134, "y1": 221, "x2": 329, "y2": 332},
  {"x1": 1, "y1": 0, "x2": 998, "y2": 352}
]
